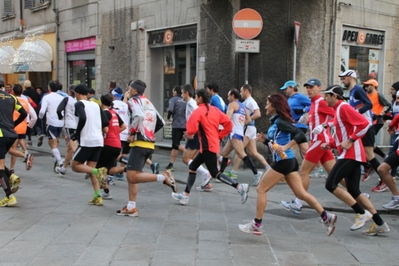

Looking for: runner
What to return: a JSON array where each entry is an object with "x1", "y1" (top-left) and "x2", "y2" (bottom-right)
[
  {"x1": 70, "y1": 84, "x2": 109, "y2": 206},
  {"x1": 0, "y1": 88, "x2": 27, "y2": 206},
  {"x1": 116, "y1": 80, "x2": 176, "y2": 217},
  {"x1": 238, "y1": 93, "x2": 337, "y2": 236},
  {"x1": 219, "y1": 89, "x2": 263, "y2": 186},
  {"x1": 56, "y1": 85, "x2": 77, "y2": 175},
  {"x1": 321, "y1": 85, "x2": 390, "y2": 235},
  {"x1": 171, "y1": 88, "x2": 249, "y2": 205}
]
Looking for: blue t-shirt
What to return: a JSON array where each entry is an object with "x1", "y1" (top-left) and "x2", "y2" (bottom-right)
[
  {"x1": 349, "y1": 85, "x2": 373, "y2": 124},
  {"x1": 210, "y1": 94, "x2": 227, "y2": 113},
  {"x1": 287, "y1": 93, "x2": 311, "y2": 129},
  {"x1": 267, "y1": 115, "x2": 296, "y2": 162}
]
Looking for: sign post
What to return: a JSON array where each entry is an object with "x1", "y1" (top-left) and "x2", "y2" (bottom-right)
[
  {"x1": 293, "y1": 21, "x2": 301, "y2": 81},
  {"x1": 232, "y1": 8, "x2": 263, "y2": 84}
]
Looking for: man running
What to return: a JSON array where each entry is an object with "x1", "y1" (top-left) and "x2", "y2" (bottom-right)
[
  {"x1": 229, "y1": 84, "x2": 270, "y2": 179},
  {"x1": 116, "y1": 80, "x2": 176, "y2": 217},
  {"x1": 39, "y1": 80, "x2": 65, "y2": 172},
  {"x1": 219, "y1": 89, "x2": 263, "y2": 186},
  {"x1": 0, "y1": 87, "x2": 27, "y2": 206}
]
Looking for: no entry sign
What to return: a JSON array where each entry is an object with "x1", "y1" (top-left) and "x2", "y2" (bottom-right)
[{"x1": 232, "y1": 8, "x2": 263, "y2": 40}]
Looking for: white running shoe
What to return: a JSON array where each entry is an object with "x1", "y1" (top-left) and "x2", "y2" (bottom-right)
[
  {"x1": 171, "y1": 192, "x2": 189, "y2": 205},
  {"x1": 350, "y1": 210, "x2": 372, "y2": 231}
]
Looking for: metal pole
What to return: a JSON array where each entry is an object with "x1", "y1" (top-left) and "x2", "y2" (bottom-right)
[
  {"x1": 293, "y1": 39, "x2": 297, "y2": 81},
  {"x1": 245, "y1": 52, "x2": 248, "y2": 84}
]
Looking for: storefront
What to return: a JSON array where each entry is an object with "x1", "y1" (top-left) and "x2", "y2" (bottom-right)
[
  {"x1": 340, "y1": 25, "x2": 385, "y2": 86},
  {"x1": 0, "y1": 32, "x2": 55, "y2": 89},
  {"x1": 147, "y1": 24, "x2": 197, "y2": 140},
  {"x1": 65, "y1": 36, "x2": 96, "y2": 90}
]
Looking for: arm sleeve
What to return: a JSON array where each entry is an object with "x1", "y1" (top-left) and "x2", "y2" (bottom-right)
[
  {"x1": 39, "y1": 97, "x2": 48, "y2": 119},
  {"x1": 186, "y1": 109, "x2": 199, "y2": 136},
  {"x1": 342, "y1": 105, "x2": 370, "y2": 140},
  {"x1": 302, "y1": 95, "x2": 311, "y2": 112},
  {"x1": 116, "y1": 113, "x2": 124, "y2": 126},
  {"x1": 388, "y1": 114, "x2": 399, "y2": 129},
  {"x1": 277, "y1": 119, "x2": 305, "y2": 144},
  {"x1": 167, "y1": 98, "x2": 175, "y2": 119},
  {"x1": 27, "y1": 103, "x2": 37, "y2": 128},
  {"x1": 56, "y1": 97, "x2": 68, "y2": 120},
  {"x1": 354, "y1": 89, "x2": 373, "y2": 114},
  {"x1": 28, "y1": 97, "x2": 37, "y2": 109},
  {"x1": 74, "y1": 101, "x2": 86, "y2": 135}
]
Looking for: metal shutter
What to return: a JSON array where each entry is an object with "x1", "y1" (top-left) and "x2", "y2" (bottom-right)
[
  {"x1": 4, "y1": 0, "x2": 13, "y2": 14},
  {"x1": 24, "y1": 0, "x2": 34, "y2": 9}
]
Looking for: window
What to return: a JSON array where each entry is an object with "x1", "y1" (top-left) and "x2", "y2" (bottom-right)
[
  {"x1": 2, "y1": 0, "x2": 14, "y2": 17},
  {"x1": 25, "y1": 0, "x2": 51, "y2": 10}
]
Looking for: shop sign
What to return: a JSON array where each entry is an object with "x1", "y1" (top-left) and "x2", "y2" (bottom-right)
[
  {"x1": 148, "y1": 25, "x2": 197, "y2": 45},
  {"x1": 14, "y1": 63, "x2": 29, "y2": 72},
  {"x1": 73, "y1": 60, "x2": 86, "y2": 66},
  {"x1": 342, "y1": 28, "x2": 384, "y2": 46},
  {"x1": 65, "y1": 36, "x2": 96, "y2": 53}
]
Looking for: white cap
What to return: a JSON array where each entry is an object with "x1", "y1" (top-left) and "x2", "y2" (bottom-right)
[
  {"x1": 339, "y1": 69, "x2": 357, "y2": 79},
  {"x1": 396, "y1": 90, "x2": 399, "y2": 97}
]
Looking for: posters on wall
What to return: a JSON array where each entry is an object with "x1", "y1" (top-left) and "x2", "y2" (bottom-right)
[
  {"x1": 369, "y1": 49, "x2": 379, "y2": 79},
  {"x1": 340, "y1": 45, "x2": 349, "y2": 73},
  {"x1": 164, "y1": 47, "x2": 175, "y2": 74}
]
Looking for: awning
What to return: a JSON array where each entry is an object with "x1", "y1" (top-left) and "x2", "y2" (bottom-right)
[
  {"x1": 0, "y1": 45, "x2": 16, "y2": 74},
  {"x1": 13, "y1": 40, "x2": 53, "y2": 72}
]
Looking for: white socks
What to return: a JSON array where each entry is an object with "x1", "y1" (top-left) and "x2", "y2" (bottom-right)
[
  {"x1": 127, "y1": 201, "x2": 136, "y2": 210},
  {"x1": 157, "y1": 174, "x2": 165, "y2": 182},
  {"x1": 51, "y1": 148, "x2": 63, "y2": 165},
  {"x1": 294, "y1": 198, "x2": 303, "y2": 207}
]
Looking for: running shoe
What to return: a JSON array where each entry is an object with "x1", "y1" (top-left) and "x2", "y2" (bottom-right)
[
  {"x1": 195, "y1": 183, "x2": 214, "y2": 192},
  {"x1": 53, "y1": 161, "x2": 58, "y2": 173},
  {"x1": 363, "y1": 222, "x2": 390, "y2": 236},
  {"x1": 151, "y1": 162, "x2": 160, "y2": 174},
  {"x1": 280, "y1": 200, "x2": 302, "y2": 215},
  {"x1": 95, "y1": 167, "x2": 108, "y2": 189},
  {"x1": 116, "y1": 206, "x2": 138, "y2": 217},
  {"x1": 323, "y1": 213, "x2": 337, "y2": 236},
  {"x1": 10, "y1": 174, "x2": 21, "y2": 194},
  {"x1": 372, "y1": 181, "x2": 388, "y2": 192},
  {"x1": 165, "y1": 163, "x2": 174, "y2": 172},
  {"x1": 199, "y1": 171, "x2": 212, "y2": 187},
  {"x1": 361, "y1": 167, "x2": 374, "y2": 182},
  {"x1": 84, "y1": 173, "x2": 90, "y2": 179},
  {"x1": 37, "y1": 135, "x2": 44, "y2": 147},
  {"x1": 382, "y1": 197, "x2": 399, "y2": 210},
  {"x1": 114, "y1": 173, "x2": 124, "y2": 181},
  {"x1": 27, "y1": 141, "x2": 32, "y2": 146},
  {"x1": 55, "y1": 166, "x2": 66, "y2": 176},
  {"x1": 163, "y1": 170, "x2": 177, "y2": 192},
  {"x1": 350, "y1": 210, "x2": 372, "y2": 231},
  {"x1": 88, "y1": 196, "x2": 103, "y2": 206},
  {"x1": 25, "y1": 154, "x2": 34, "y2": 171},
  {"x1": 0, "y1": 195, "x2": 17, "y2": 207},
  {"x1": 107, "y1": 175, "x2": 115, "y2": 186},
  {"x1": 253, "y1": 171, "x2": 263, "y2": 186},
  {"x1": 238, "y1": 220, "x2": 262, "y2": 236},
  {"x1": 238, "y1": 183, "x2": 249, "y2": 204},
  {"x1": 171, "y1": 192, "x2": 189, "y2": 205},
  {"x1": 101, "y1": 191, "x2": 113, "y2": 200},
  {"x1": 223, "y1": 170, "x2": 237, "y2": 179}
]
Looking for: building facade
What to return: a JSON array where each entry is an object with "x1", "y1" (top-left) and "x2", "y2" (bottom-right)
[{"x1": 1, "y1": 0, "x2": 398, "y2": 144}]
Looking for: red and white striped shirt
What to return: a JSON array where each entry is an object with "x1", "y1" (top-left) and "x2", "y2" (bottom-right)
[
  {"x1": 309, "y1": 95, "x2": 335, "y2": 142},
  {"x1": 328, "y1": 100, "x2": 370, "y2": 162}
]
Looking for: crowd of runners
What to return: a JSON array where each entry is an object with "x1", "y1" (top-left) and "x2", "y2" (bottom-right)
[{"x1": 1, "y1": 70, "x2": 399, "y2": 237}]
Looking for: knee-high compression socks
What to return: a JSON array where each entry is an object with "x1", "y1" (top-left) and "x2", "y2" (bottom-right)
[
  {"x1": 184, "y1": 172, "x2": 197, "y2": 194},
  {"x1": 0, "y1": 170, "x2": 12, "y2": 197},
  {"x1": 52, "y1": 148, "x2": 63, "y2": 166},
  {"x1": 220, "y1": 157, "x2": 229, "y2": 173},
  {"x1": 242, "y1": 156, "x2": 258, "y2": 175},
  {"x1": 351, "y1": 203, "x2": 365, "y2": 214},
  {"x1": 188, "y1": 160, "x2": 208, "y2": 177},
  {"x1": 369, "y1": 157, "x2": 384, "y2": 179},
  {"x1": 217, "y1": 173, "x2": 238, "y2": 188},
  {"x1": 374, "y1": 146, "x2": 386, "y2": 158},
  {"x1": 372, "y1": 213, "x2": 384, "y2": 226},
  {"x1": 4, "y1": 167, "x2": 12, "y2": 178}
]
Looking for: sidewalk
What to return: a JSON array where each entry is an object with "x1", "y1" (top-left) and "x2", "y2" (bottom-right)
[{"x1": 27, "y1": 135, "x2": 398, "y2": 214}]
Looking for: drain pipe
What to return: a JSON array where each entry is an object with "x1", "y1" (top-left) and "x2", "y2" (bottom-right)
[
  {"x1": 328, "y1": 0, "x2": 338, "y2": 85},
  {"x1": 53, "y1": 0, "x2": 59, "y2": 80}
]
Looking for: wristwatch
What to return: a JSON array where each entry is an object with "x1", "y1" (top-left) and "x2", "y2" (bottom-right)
[{"x1": 349, "y1": 137, "x2": 355, "y2": 142}]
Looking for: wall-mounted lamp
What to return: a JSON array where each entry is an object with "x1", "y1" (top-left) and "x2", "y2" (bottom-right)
[{"x1": 108, "y1": 46, "x2": 115, "y2": 50}]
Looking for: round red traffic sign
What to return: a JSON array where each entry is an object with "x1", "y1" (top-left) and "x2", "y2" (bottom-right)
[{"x1": 232, "y1": 8, "x2": 263, "y2": 40}]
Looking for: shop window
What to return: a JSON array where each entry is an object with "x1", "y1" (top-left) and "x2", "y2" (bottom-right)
[
  {"x1": 69, "y1": 60, "x2": 95, "y2": 90},
  {"x1": 25, "y1": 0, "x2": 51, "y2": 11},
  {"x1": 341, "y1": 45, "x2": 379, "y2": 84},
  {"x1": 2, "y1": 0, "x2": 15, "y2": 19}
]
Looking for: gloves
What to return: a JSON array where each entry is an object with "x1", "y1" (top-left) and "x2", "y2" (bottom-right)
[
  {"x1": 70, "y1": 132, "x2": 79, "y2": 141},
  {"x1": 312, "y1": 124, "x2": 325, "y2": 135},
  {"x1": 293, "y1": 109, "x2": 305, "y2": 115}
]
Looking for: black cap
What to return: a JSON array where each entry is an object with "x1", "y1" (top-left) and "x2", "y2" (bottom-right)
[
  {"x1": 392, "y1": 82, "x2": 399, "y2": 91},
  {"x1": 74, "y1": 84, "x2": 88, "y2": 95},
  {"x1": 321, "y1": 85, "x2": 344, "y2": 99}
]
